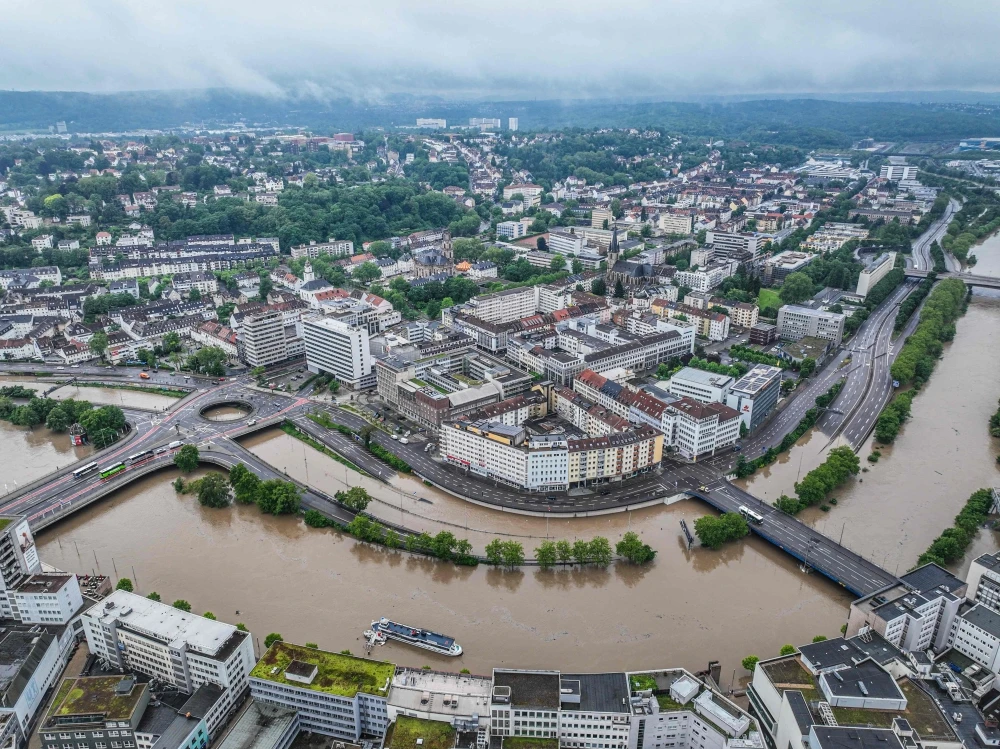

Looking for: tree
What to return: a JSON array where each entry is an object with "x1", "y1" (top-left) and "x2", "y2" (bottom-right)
[
  {"x1": 572, "y1": 539, "x2": 591, "y2": 564},
  {"x1": 257, "y1": 480, "x2": 301, "y2": 515},
  {"x1": 305, "y1": 642, "x2": 319, "y2": 649},
  {"x1": 236, "y1": 623, "x2": 248, "y2": 631},
  {"x1": 694, "y1": 513, "x2": 749, "y2": 550},
  {"x1": 588, "y1": 536, "x2": 613, "y2": 567},
  {"x1": 572, "y1": 259, "x2": 584, "y2": 274},
  {"x1": 161, "y1": 331, "x2": 182, "y2": 354},
  {"x1": 615, "y1": 532, "x2": 656, "y2": 564},
  {"x1": 89, "y1": 331, "x2": 109, "y2": 360},
  {"x1": 229, "y1": 464, "x2": 261, "y2": 504},
  {"x1": 359, "y1": 424, "x2": 376, "y2": 447},
  {"x1": 203, "y1": 611, "x2": 216, "y2": 620},
  {"x1": 535, "y1": 540, "x2": 558, "y2": 569},
  {"x1": 173, "y1": 599, "x2": 192, "y2": 612},
  {"x1": 353, "y1": 261, "x2": 382, "y2": 285},
  {"x1": 812, "y1": 635, "x2": 828, "y2": 643},
  {"x1": 187, "y1": 346, "x2": 227, "y2": 376},
  {"x1": 257, "y1": 272, "x2": 273, "y2": 301},
  {"x1": 45, "y1": 406, "x2": 71, "y2": 432},
  {"x1": 780, "y1": 644, "x2": 796, "y2": 655},
  {"x1": 485, "y1": 539, "x2": 504, "y2": 565},
  {"x1": 430, "y1": 531, "x2": 458, "y2": 560},
  {"x1": 500, "y1": 541, "x2": 525, "y2": 569},
  {"x1": 115, "y1": 578, "x2": 134, "y2": 592},
  {"x1": 779, "y1": 272, "x2": 814, "y2": 304},
  {"x1": 147, "y1": 592, "x2": 161, "y2": 602},
  {"x1": 798, "y1": 357, "x2": 817, "y2": 378},
  {"x1": 591, "y1": 278, "x2": 607, "y2": 296},
  {"x1": 613, "y1": 279, "x2": 626, "y2": 298},
  {"x1": 337, "y1": 486, "x2": 371, "y2": 512},
  {"x1": 189, "y1": 287, "x2": 202, "y2": 301},
  {"x1": 742, "y1": 655, "x2": 759, "y2": 672},
  {"x1": 549, "y1": 254, "x2": 565, "y2": 272},
  {"x1": 536, "y1": 237, "x2": 548, "y2": 251},
  {"x1": 197, "y1": 473, "x2": 230, "y2": 508},
  {"x1": 173, "y1": 444, "x2": 199, "y2": 473},
  {"x1": 264, "y1": 632, "x2": 283, "y2": 648},
  {"x1": 555, "y1": 539, "x2": 573, "y2": 563}
]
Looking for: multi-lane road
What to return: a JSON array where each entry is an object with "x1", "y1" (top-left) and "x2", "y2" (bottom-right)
[{"x1": 911, "y1": 198, "x2": 960, "y2": 272}]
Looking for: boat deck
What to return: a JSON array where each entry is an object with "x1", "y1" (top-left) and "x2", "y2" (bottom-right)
[{"x1": 380, "y1": 619, "x2": 456, "y2": 649}]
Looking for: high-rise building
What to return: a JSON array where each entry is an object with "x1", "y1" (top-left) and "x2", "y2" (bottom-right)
[
  {"x1": 0, "y1": 514, "x2": 42, "y2": 619},
  {"x1": 776, "y1": 305, "x2": 846, "y2": 347},
  {"x1": 725, "y1": 364, "x2": 783, "y2": 433},
  {"x1": 82, "y1": 591, "x2": 254, "y2": 736},
  {"x1": 237, "y1": 309, "x2": 287, "y2": 367},
  {"x1": 303, "y1": 316, "x2": 374, "y2": 389},
  {"x1": 879, "y1": 165, "x2": 918, "y2": 181},
  {"x1": 508, "y1": 117, "x2": 519, "y2": 131}
]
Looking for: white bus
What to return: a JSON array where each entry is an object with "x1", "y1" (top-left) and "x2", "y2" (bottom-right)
[
  {"x1": 739, "y1": 505, "x2": 764, "y2": 525},
  {"x1": 72, "y1": 462, "x2": 99, "y2": 480}
]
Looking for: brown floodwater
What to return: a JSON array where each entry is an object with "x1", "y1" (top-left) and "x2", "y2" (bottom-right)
[
  {"x1": 0, "y1": 378, "x2": 178, "y2": 411},
  {"x1": 18, "y1": 294, "x2": 1000, "y2": 678},
  {"x1": 738, "y1": 295, "x2": 1000, "y2": 575}
]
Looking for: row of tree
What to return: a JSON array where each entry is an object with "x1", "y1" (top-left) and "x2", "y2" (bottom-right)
[
  {"x1": 890, "y1": 278, "x2": 968, "y2": 386},
  {"x1": 776, "y1": 446, "x2": 860, "y2": 514}
]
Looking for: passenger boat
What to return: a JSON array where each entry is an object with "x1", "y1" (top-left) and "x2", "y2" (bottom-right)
[{"x1": 371, "y1": 617, "x2": 462, "y2": 656}]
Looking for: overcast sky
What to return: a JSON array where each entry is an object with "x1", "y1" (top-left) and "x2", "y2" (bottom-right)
[{"x1": 1, "y1": 0, "x2": 995, "y2": 99}]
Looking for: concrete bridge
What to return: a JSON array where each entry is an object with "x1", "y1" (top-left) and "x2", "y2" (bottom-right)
[{"x1": 904, "y1": 269, "x2": 1000, "y2": 289}]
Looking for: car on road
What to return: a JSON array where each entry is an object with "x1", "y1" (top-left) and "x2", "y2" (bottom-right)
[
  {"x1": 599, "y1": 489, "x2": 610, "y2": 496},
  {"x1": 399, "y1": 437, "x2": 409, "y2": 444},
  {"x1": 391, "y1": 434, "x2": 398, "y2": 440},
  {"x1": 699, "y1": 485, "x2": 708, "y2": 491},
  {"x1": 56, "y1": 366, "x2": 65, "y2": 370},
  {"x1": 139, "y1": 372, "x2": 150, "y2": 379},
  {"x1": 247, "y1": 419, "x2": 257, "y2": 426},
  {"x1": 71, "y1": 364, "x2": 80, "y2": 368},
  {"x1": 546, "y1": 495, "x2": 557, "y2": 502}
]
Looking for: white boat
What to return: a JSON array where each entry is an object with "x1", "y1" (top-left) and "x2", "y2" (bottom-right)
[{"x1": 372, "y1": 617, "x2": 463, "y2": 656}]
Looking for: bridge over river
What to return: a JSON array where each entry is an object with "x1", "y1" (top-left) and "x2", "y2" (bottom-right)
[{"x1": 0, "y1": 371, "x2": 901, "y2": 600}]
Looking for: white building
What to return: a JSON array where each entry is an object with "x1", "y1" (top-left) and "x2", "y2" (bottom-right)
[
  {"x1": 290, "y1": 239, "x2": 355, "y2": 260},
  {"x1": 416, "y1": 118, "x2": 447, "y2": 128},
  {"x1": 856, "y1": 252, "x2": 897, "y2": 297},
  {"x1": 725, "y1": 365, "x2": 782, "y2": 433},
  {"x1": 667, "y1": 368, "x2": 733, "y2": 404},
  {"x1": 0, "y1": 515, "x2": 42, "y2": 619},
  {"x1": 303, "y1": 315, "x2": 374, "y2": 389},
  {"x1": 468, "y1": 287, "x2": 537, "y2": 324},
  {"x1": 12, "y1": 573, "x2": 83, "y2": 626},
  {"x1": 82, "y1": 591, "x2": 254, "y2": 736},
  {"x1": 250, "y1": 642, "x2": 392, "y2": 741},
  {"x1": 706, "y1": 232, "x2": 767, "y2": 261},
  {"x1": 548, "y1": 230, "x2": 586, "y2": 256},
  {"x1": 497, "y1": 221, "x2": 527, "y2": 240},
  {"x1": 508, "y1": 117, "x2": 519, "y2": 131},
  {"x1": 666, "y1": 398, "x2": 741, "y2": 461},
  {"x1": 673, "y1": 265, "x2": 728, "y2": 293},
  {"x1": 237, "y1": 309, "x2": 288, "y2": 367},
  {"x1": 776, "y1": 305, "x2": 846, "y2": 347},
  {"x1": 880, "y1": 165, "x2": 919, "y2": 181}
]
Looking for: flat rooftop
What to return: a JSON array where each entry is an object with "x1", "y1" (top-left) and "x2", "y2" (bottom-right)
[
  {"x1": 493, "y1": 670, "x2": 561, "y2": 710},
  {"x1": 386, "y1": 716, "x2": 456, "y2": 749},
  {"x1": 217, "y1": 701, "x2": 299, "y2": 749},
  {"x1": 90, "y1": 590, "x2": 240, "y2": 657},
  {"x1": 671, "y1": 367, "x2": 733, "y2": 388},
  {"x1": 16, "y1": 573, "x2": 73, "y2": 594},
  {"x1": 811, "y1": 727, "x2": 904, "y2": 749},
  {"x1": 45, "y1": 676, "x2": 148, "y2": 723},
  {"x1": 560, "y1": 673, "x2": 630, "y2": 713},
  {"x1": 389, "y1": 669, "x2": 491, "y2": 717},
  {"x1": 251, "y1": 641, "x2": 394, "y2": 698}
]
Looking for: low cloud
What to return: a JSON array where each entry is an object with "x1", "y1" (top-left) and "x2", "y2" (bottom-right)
[{"x1": 1, "y1": 0, "x2": 997, "y2": 98}]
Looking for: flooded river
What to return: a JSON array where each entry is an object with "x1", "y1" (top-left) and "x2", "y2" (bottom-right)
[
  {"x1": 14, "y1": 293, "x2": 1000, "y2": 676},
  {"x1": 0, "y1": 378, "x2": 179, "y2": 411}
]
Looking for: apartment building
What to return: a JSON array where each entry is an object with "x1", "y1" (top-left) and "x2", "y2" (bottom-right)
[
  {"x1": 497, "y1": 221, "x2": 527, "y2": 240},
  {"x1": 553, "y1": 387, "x2": 630, "y2": 436},
  {"x1": 503, "y1": 184, "x2": 544, "y2": 208},
  {"x1": 0, "y1": 626, "x2": 65, "y2": 747},
  {"x1": 763, "y1": 252, "x2": 813, "y2": 285},
  {"x1": 250, "y1": 642, "x2": 392, "y2": 741},
  {"x1": 880, "y1": 165, "x2": 919, "y2": 181},
  {"x1": 548, "y1": 230, "x2": 586, "y2": 256},
  {"x1": 41, "y1": 677, "x2": 151, "y2": 749},
  {"x1": 584, "y1": 331, "x2": 693, "y2": 376},
  {"x1": 11, "y1": 573, "x2": 83, "y2": 625},
  {"x1": 856, "y1": 252, "x2": 897, "y2": 297},
  {"x1": 776, "y1": 305, "x2": 846, "y2": 347},
  {"x1": 82, "y1": 591, "x2": 255, "y2": 735},
  {"x1": 468, "y1": 287, "x2": 537, "y2": 324},
  {"x1": 667, "y1": 368, "x2": 733, "y2": 404},
  {"x1": 725, "y1": 365, "x2": 782, "y2": 433},
  {"x1": 237, "y1": 309, "x2": 288, "y2": 367},
  {"x1": 705, "y1": 232, "x2": 766, "y2": 261},
  {"x1": 673, "y1": 265, "x2": 728, "y2": 293},
  {"x1": 303, "y1": 316, "x2": 374, "y2": 389},
  {"x1": 289, "y1": 239, "x2": 354, "y2": 260},
  {"x1": 659, "y1": 212, "x2": 695, "y2": 235}
]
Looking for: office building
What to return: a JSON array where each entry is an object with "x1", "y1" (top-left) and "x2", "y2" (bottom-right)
[
  {"x1": 673, "y1": 265, "x2": 728, "y2": 293},
  {"x1": 416, "y1": 118, "x2": 447, "y2": 129},
  {"x1": 548, "y1": 230, "x2": 586, "y2": 256},
  {"x1": 706, "y1": 232, "x2": 766, "y2": 261},
  {"x1": 776, "y1": 305, "x2": 845, "y2": 347},
  {"x1": 237, "y1": 309, "x2": 288, "y2": 367},
  {"x1": 303, "y1": 316, "x2": 374, "y2": 389},
  {"x1": 749, "y1": 323, "x2": 777, "y2": 346},
  {"x1": 12, "y1": 573, "x2": 84, "y2": 625},
  {"x1": 41, "y1": 677, "x2": 151, "y2": 749},
  {"x1": 880, "y1": 165, "x2": 919, "y2": 182},
  {"x1": 965, "y1": 550, "x2": 1000, "y2": 613},
  {"x1": 496, "y1": 221, "x2": 527, "y2": 240},
  {"x1": 856, "y1": 252, "x2": 897, "y2": 297},
  {"x1": 0, "y1": 515, "x2": 42, "y2": 619},
  {"x1": 508, "y1": 117, "x2": 519, "y2": 131},
  {"x1": 666, "y1": 399, "x2": 741, "y2": 461},
  {"x1": 470, "y1": 118, "x2": 501, "y2": 129},
  {"x1": 725, "y1": 365, "x2": 782, "y2": 433},
  {"x1": 82, "y1": 591, "x2": 254, "y2": 735},
  {"x1": 0, "y1": 626, "x2": 65, "y2": 747},
  {"x1": 667, "y1": 368, "x2": 733, "y2": 404},
  {"x1": 250, "y1": 642, "x2": 393, "y2": 741},
  {"x1": 763, "y1": 252, "x2": 813, "y2": 285}
]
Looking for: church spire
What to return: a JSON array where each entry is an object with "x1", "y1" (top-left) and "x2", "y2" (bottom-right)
[{"x1": 607, "y1": 222, "x2": 620, "y2": 266}]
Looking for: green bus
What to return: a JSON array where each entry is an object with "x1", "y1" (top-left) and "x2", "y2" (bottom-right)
[{"x1": 99, "y1": 462, "x2": 126, "y2": 480}]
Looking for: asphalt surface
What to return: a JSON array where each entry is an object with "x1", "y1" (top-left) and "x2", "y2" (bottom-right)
[{"x1": 910, "y1": 199, "x2": 960, "y2": 272}]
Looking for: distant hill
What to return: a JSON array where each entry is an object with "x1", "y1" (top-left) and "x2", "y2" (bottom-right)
[{"x1": 3, "y1": 90, "x2": 1000, "y2": 146}]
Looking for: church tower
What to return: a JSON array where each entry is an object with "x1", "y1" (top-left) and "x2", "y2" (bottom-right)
[
  {"x1": 606, "y1": 223, "x2": 620, "y2": 267},
  {"x1": 441, "y1": 230, "x2": 453, "y2": 260},
  {"x1": 303, "y1": 260, "x2": 315, "y2": 283}
]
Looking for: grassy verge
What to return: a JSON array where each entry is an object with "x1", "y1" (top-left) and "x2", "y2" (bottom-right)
[
  {"x1": 75, "y1": 381, "x2": 187, "y2": 398},
  {"x1": 281, "y1": 422, "x2": 370, "y2": 477}
]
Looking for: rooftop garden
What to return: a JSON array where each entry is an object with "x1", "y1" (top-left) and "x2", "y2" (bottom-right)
[
  {"x1": 655, "y1": 694, "x2": 690, "y2": 712},
  {"x1": 47, "y1": 677, "x2": 146, "y2": 722},
  {"x1": 502, "y1": 739, "x2": 559, "y2": 749},
  {"x1": 760, "y1": 658, "x2": 820, "y2": 702},
  {"x1": 251, "y1": 642, "x2": 395, "y2": 698},
  {"x1": 0, "y1": 517, "x2": 14, "y2": 531},
  {"x1": 827, "y1": 679, "x2": 953, "y2": 741},
  {"x1": 386, "y1": 716, "x2": 456, "y2": 749}
]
